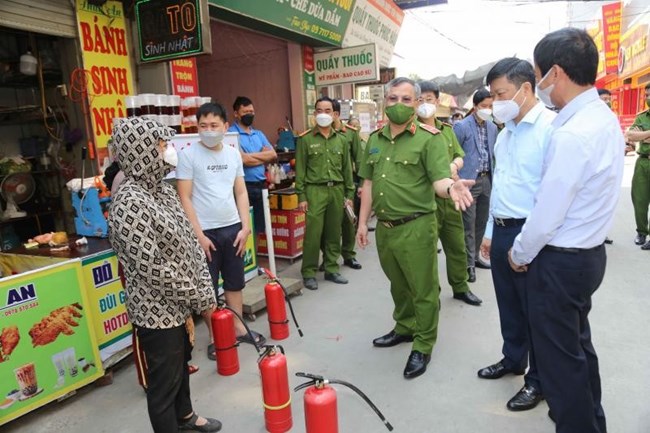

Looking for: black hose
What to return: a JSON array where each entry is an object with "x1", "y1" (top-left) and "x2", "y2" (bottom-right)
[
  {"x1": 293, "y1": 372, "x2": 393, "y2": 431},
  {"x1": 218, "y1": 302, "x2": 262, "y2": 355}
]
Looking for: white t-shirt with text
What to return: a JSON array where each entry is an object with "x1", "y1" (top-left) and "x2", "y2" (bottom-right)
[{"x1": 176, "y1": 142, "x2": 244, "y2": 230}]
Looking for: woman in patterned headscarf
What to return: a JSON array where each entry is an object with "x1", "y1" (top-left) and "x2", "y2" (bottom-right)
[{"x1": 108, "y1": 117, "x2": 222, "y2": 433}]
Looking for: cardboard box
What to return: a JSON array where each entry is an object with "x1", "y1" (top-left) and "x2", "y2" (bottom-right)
[{"x1": 280, "y1": 194, "x2": 298, "y2": 210}]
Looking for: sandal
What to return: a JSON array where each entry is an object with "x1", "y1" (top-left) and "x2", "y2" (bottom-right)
[
  {"x1": 207, "y1": 344, "x2": 216, "y2": 361},
  {"x1": 236, "y1": 330, "x2": 266, "y2": 346},
  {"x1": 179, "y1": 412, "x2": 222, "y2": 432},
  {"x1": 188, "y1": 364, "x2": 199, "y2": 375}
]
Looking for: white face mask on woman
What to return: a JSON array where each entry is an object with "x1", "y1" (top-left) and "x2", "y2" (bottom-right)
[
  {"x1": 476, "y1": 108, "x2": 493, "y2": 122},
  {"x1": 162, "y1": 145, "x2": 178, "y2": 166}
]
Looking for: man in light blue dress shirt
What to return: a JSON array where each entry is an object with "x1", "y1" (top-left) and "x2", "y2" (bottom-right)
[
  {"x1": 509, "y1": 28, "x2": 624, "y2": 433},
  {"x1": 476, "y1": 58, "x2": 556, "y2": 413}
]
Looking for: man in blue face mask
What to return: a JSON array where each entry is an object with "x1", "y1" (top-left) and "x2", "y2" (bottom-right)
[{"x1": 177, "y1": 102, "x2": 267, "y2": 361}]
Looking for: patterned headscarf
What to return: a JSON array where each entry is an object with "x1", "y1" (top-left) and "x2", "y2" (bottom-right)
[{"x1": 111, "y1": 117, "x2": 176, "y2": 188}]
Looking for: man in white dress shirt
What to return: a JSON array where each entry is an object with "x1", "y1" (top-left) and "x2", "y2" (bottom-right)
[
  {"x1": 509, "y1": 28, "x2": 624, "y2": 433},
  {"x1": 477, "y1": 57, "x2": 556, "y2": 412}
]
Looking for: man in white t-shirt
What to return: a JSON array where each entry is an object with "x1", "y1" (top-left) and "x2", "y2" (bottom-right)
[{"x1": 177, "y1": 102, "x2": 266, "y2": 360}]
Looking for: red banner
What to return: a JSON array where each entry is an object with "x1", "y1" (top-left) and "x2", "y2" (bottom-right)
[
  {"x1": 169, "y1": 58, "x2": 199, "y2": 97},
  {"x1": 602, "y1": 2, "x2": 622, "y2": 75}
]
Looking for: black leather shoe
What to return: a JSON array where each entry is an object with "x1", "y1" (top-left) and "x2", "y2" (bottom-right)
[
  {"x1": 642, "y1": 240, "x2": 650, "y2": 250},
  {"x1": 604, "y1": 237, "x2": 613, "y2": 245},
  {"x1": 474, "y1": 259, "x2": 491, "y2": 269},
  {"x1": 635, "y1": 234, "x2": 647, "y2": 245},
  {"x1": 343, "y1": 258, "x2": 362, "y2": 269},
  {"x1": 324, "y1": 272, "x2": 348, "y2": 284},
  {"x1": 372, "y1": 330, "x2": 414, "y2": 347},
  {"x1": 506, "y1": 385, "x2": 544, "y2": 411},
  {"x1": 467, "y1": 267, "x2": 476, "y2": 283},
  {"x1": 303, "y1": 278, "x2": 318, "y2": 290},
  {"x1": 403, "y1": 351, "x2": 431, "y2": 379},
  {"x1": 477, "y1": 360, "x2": 525, "y2": 379},
  {"x1": 453, "y1": 290, "x2": 482, "y2": 306}
]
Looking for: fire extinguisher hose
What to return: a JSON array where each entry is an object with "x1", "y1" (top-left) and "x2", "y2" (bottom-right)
[
  {"x1": 218, "y1": 303, "x2": 263, "y2": 354},
  {"x1": 294, "y1": 372, "x2": 394, "y2": 431},
  {"x1": 260, "y1": 267, "x2": 304, "y2": 337}
]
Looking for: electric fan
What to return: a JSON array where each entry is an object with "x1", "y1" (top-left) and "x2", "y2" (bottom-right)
[{"x1": 0, "y1": 173, "x2": 36, "y2": 220}]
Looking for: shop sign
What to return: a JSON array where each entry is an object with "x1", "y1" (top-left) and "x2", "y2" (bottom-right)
[
  {"x1": 76, "y1": 0, "x2": 135, "y2": 159},
  {"x1": 618, "y1": 23, "x2": 649, "y2": 77},
  {"x1": 342, "y1": 0, "x2": 405, "y2": 67},
  {"x1": 170, "y1": 58, "x2": 200, "y2": 97},
  {"x1": 81, "y1": 253, "x2": 131, "y2": 363},
  {"x1": 209, "y1": 0, "x2": 354, "y2": 46},
  {"x1": 303, "y1": 45, "x2": 317, "y2": 127},
  {"x1": 602, "y1": 1, "x2": 622, "y2": 74},
  {"x1": 314, "y1": 43, "x2": 379, "y2": 85},
  {"x1": 0, "y1": 261, "x2": 103, "y2": 425},
  {"x1": 135, "y1": 0, "x2": 212, "y2": 63}
]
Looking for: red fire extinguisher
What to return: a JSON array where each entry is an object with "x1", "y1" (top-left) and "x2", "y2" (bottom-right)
[
  {"x1": 211, "y1": 306, "x2": 239, "y2": 376},
  {"x1": 294, "y1": 372, "x2": 394, "y2": 433},
  {"x1": 258, "y1": 345, "x2": 292, "y2": 433},
  {"x1": 260, "y1": 267, "x2": 303, "y2": 340}
]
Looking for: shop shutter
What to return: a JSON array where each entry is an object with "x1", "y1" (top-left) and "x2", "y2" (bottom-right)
[{"x1": 0, "y1": 0, "x2": 77, "y2": 38}]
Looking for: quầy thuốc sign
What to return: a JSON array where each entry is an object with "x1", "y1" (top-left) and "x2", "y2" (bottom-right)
[
  {"x1": 135, "y1": 0, "x2": 212, "y2": 63},
  {"x1": 314, "y1": 43, "x2": 378, "y2": 85}
]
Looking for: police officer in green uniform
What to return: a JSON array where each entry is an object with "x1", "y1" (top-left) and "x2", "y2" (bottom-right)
[
  {"x1": 324, "y1": 100, "x2": 363, "y2": 269},
  {"x1": 625, "y1": 82, "x2": 650, "y2": 250},
  {"x1": 296, "y1": 96, "x2": 355, "y2": 290},
  {"x1": 416, "y1": 81, "x2": 482, "y2": 306},
  {"x1": 357, "y1": 77, "x2": 474, "y2": 379}
]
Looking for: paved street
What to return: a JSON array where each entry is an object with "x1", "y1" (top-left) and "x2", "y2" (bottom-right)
[{"x1": 4, "y1": 155, "x2": 649, "y2": 433}]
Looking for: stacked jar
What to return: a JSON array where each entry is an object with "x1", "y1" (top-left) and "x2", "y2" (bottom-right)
[{"x1": 119, "y1": 93, "x2": 206, "y2": 134}]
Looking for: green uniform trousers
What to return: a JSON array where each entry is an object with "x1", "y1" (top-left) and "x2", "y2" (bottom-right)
[
  {"x1": 302, "y1": 184, "x2": 344, "y2": 277},
  {"x1": 376, "y1": 212, "x2": 440, "y2": 354},
  {"x1": 436, "y1": 196, "x2": 470, "y2": 295},
  {"x1": 632, "y1": 157, "x2": 650, "y2": 236}
]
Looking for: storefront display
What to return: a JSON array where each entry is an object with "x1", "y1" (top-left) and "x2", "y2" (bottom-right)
[{"x1": 0, "y1": 260, "x2": 104, "y2": 425}]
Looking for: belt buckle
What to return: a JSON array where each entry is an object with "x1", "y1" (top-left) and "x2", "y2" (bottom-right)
[
  {"x1": 494, "y1": 218, "x2": 505, "y2": 227},
  {"x1": 381, "y1": 221, "x2": 394, "y2": 228},
  {"x1": 326, "y1": 181, "x2": 334, "y2": 187}
]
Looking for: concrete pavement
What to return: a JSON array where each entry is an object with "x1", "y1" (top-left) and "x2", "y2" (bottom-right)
[{"x1": 4, "y1": 154, "x2": 649, "y2": 433}]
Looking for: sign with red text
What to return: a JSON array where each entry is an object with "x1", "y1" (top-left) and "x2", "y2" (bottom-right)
[
  {"x1": 80, "y1": 252, "x2": 131, "y2": 364},
  {"x1": 76, "y1": 0, "x2": 135, "y2": 154},
  {"x1": 314, "y1": 43, "x2": 379, "y2": 85},
  {"x1": 602, "y1": 1, "x2": 622, "y2": 74},
  {"x1": 135, "y1": 0, "x2": 212, "y2": 63},
  {"x1": 170, "y1": 58, "x2": 199, "y2": 98}
]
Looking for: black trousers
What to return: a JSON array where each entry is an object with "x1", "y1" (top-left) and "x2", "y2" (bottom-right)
[
  {"x1": 527, "y1": 245, "x2": 607, "y2": 433},
  {"x1": 490, "y1": 224, "x2": 540, "y2": 389},
  {"x1": 134, "y1": 324, "x2": 193, "y2": 433}
]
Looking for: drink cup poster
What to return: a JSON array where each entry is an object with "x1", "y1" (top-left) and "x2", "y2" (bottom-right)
[{"x1": 0, "y1": 261, "x2": 103, "y2": 426}]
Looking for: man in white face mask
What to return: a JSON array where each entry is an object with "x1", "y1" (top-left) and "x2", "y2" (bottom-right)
[
  {"x1": 295, "y1": 96, "x2": 355, "y2": 291},
  {"x1": 176, "y1": 102, "x2": 267, "y2": 360},
  {"x1": 453, "y1": 88, "x2": 498, "y2": 283},
  {"x1": 416, "y1": 80, "x2": 482, "y2": 307},
  {"x1": 477, "y1": 57, "x2": 556, "y2": 413}
]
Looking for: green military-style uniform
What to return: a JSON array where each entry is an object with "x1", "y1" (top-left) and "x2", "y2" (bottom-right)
[
  {"x1": 296, "y1": 127, "x2": 354, "y2": 278},
  {"x1": 434, "y1": 118, "x2": 471, "y2": 295},
  {"x1": 630, "y1": 109, "x2": 650, "y2": 237},
  {"x1": 358, "y1": 120, "x2": 450, "y2": 354},
  {"x1": 337, "y1": 123, "x2": 362, "y2": 261}
]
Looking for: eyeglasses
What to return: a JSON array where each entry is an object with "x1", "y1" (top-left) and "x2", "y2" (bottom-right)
[
  {"x1": 386, "y1": 95, "x2": 415, "y2": 104},
  {"x1": 418, "y1": 97, "x2": 437, "y2": 103}
]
